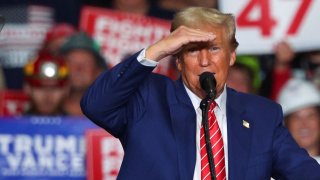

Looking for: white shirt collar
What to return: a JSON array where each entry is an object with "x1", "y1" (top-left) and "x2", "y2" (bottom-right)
[{"x1": 184, "y1": 84, "x2": 227, "y2": 113}]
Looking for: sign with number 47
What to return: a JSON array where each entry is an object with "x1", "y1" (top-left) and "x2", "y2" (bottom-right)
[{"x1": 220, "y1": 0, "x2": 320, "y2": 54}]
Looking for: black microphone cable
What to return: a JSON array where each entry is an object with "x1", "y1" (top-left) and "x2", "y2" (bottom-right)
[
  {"x1": 199, "y1": 72, "x2": 217, "y2": 180},
  {"x1": 200, "y1": 98, "x2": 216, "y2": 180}
]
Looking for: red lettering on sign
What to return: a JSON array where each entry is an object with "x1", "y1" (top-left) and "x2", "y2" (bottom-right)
[
  {"x1": 287, "y1": 0, "x2": 313, "y2": 35},
  {"x1": 237, "y1": 0, "x2": 277, "y2": 37}
]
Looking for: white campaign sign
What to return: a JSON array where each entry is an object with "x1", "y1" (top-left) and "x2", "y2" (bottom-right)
[{"x1": 219, "y1": 0, "x2": 320, "y2": 54}]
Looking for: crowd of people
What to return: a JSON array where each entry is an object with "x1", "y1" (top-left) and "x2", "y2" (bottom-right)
[
  {"x1": 0, "y1": 0, "x2": 320, "y2": 172},
  {"x1": 0, "y1": 0, "x2": 221, "y2": 116},
  {"x1": 20, "y1": 29, "x2": 108, "y2": 116}
]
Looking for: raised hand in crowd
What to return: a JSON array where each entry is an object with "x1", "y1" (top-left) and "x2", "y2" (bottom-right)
[{"x1": 273, "y1": 41, "x2": 296, "y2": 72}]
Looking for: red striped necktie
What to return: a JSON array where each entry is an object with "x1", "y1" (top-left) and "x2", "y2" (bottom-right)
[{"x1": 200, "y1": 102, "x2": 226, "y2": 180}]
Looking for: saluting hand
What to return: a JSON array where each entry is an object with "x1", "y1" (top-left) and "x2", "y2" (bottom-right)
[{"x1": 145, "y1": 26, "x2": 216, "y2": 62}]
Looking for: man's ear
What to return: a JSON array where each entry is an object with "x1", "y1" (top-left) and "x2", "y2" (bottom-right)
[
  {"x1": 23, "y1": 83, "x2": 32, "y2": 95},
  {"x1": 229, "y1": 51, "x2": 237, "y2": 66},
  {"x1": 176, "y1": 57, "x2": 183, "y2": 71}
]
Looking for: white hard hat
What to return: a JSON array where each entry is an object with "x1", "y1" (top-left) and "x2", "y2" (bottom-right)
[{"x1": 277, "y1": 78, "x2": 320, "y2": 116}]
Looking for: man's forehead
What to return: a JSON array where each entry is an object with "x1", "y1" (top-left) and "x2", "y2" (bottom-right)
[
  {"x1": 184, "y1": 36, "x2": 224, "y2": 48},
  {"x1": 184, "y1": 41, "x2": 217, "y2": 48}
]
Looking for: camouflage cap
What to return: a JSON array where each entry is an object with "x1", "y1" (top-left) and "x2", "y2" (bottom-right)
[{"x1": 59, "y1": 31, "x2": 107, "y2": 69}]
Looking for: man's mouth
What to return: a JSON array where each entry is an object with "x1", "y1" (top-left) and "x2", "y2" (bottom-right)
[
  {"x1": 298, "y1": 128, "x2": 311, "y2": 138},
  {"x1": 198, "y1": 72, "x2": 215, "y2": 76}
]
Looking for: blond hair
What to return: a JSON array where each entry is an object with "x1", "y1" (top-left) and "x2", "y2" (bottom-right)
[{"x1": 171, "y1": 7, "x2": 239, "y2": 50}]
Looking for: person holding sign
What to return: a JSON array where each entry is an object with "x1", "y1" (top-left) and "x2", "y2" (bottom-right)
[{"x1": 81, "y1": 7, "x2": 320, "y2": 179}]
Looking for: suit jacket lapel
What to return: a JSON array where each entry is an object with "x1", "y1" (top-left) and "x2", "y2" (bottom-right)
[
  {"x1": 226, "y1": 88, "x2": 252, "y2": 180},
  {"x1": 168, "y1": 82, "x2": 253, "y2": 179},
  {"x1": 169, "y1": 78, "x2": 197, "y2": 180}
]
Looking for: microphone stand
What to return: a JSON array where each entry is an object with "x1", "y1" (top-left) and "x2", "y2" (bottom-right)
[{"x1": 200, "y1": 96, "x2": 216, "y2": 180}]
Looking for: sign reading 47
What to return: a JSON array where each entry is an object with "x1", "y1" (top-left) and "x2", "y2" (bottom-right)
[{"x1": 236, "y1": 0, "x2": 313, "y2": 37}]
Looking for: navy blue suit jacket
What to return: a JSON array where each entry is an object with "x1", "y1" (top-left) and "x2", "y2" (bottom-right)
[{"x1": 81, "y1": 52, "x2": 320, "y2": 179}]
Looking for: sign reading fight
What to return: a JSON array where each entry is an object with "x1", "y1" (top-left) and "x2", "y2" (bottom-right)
[
  {"x1": 219, "y1": 0, "x2": 320, "y2": 54},
  {"x1": 80, "y1": 7, "x2": 179, "y2": 79},
  {"x1": 0, "y1": 117, "x2": 96, "y2": 180},
  {"x1": 80, "y1": 6, "x2": 170, "y2": 66}
]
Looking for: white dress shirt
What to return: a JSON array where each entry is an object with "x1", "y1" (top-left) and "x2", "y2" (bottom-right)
[
  {"x1": 185, "y1": 85, "x2": 228, "y2": 180},
  {"x1": 137, "y1": 49, "x2": 229, "y2": 179}
]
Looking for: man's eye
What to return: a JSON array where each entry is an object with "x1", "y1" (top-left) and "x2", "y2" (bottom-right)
[
  {"x1": 187, "y1": 47, "x2": 199, "y2": 52},
  {"x1": 186, "y1": 48, "x2": 200, "y2": 55},
  {"x1": 209, "y1": 46, "x2": 219, "y2": 52}
]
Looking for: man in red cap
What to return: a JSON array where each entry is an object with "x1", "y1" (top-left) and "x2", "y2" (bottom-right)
[
  {"x1": 42, "y1": 23, "x2": 76, "y2": 56},
  {"x1": 23, "y1": 52, "x2": 69, "y2": 115}
]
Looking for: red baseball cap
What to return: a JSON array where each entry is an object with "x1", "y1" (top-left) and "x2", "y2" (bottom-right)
[{"x1": 44, "y1": 23, "x2": 76, "y2": 44}]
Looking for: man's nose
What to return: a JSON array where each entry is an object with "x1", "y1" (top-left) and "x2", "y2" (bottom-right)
[
  {"x1": 74, "y1": 62, "x2": 87, "y2": 71},
  {"x1": 199, "y1": 50, "x2": 210, "y2": 67}
]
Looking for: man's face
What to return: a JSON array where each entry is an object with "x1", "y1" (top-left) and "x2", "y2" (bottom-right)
[
  {"x1": 176, "y1": 25, "x2": 236, "y2": 99},
  {"x1": 64, "y1": 50, "x2": 102, "y2": 92},
  {"x1": 286, "y1": 106, "x2": 320, "y2": 152},
  {"x1": 29, "y1": 86, "x2": 67, "y2": 115},
  {"x1": 227, "y1": 67, "x2": 253, "y2": 93}
]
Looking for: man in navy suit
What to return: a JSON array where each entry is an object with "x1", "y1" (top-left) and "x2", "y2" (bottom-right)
[{"x1": 81, "y1": 7, "x2": 320, "y2": 179}]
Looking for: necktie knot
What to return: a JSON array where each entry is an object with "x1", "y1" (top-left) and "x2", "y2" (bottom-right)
[
  {"x1": 208, "y1": 101, "x2": 217, "y2": 128},
  {"x1": 209, "y1": 100, "x2": 217, "y2": 110}
]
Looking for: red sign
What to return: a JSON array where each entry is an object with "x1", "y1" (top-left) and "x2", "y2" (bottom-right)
[
  {"x1": 0, "y1": 90, "x2": 29, "y2": 116},
  {"x1": 80, "y1": 7, "x2": 179, "y2": 79},
  {"x1": 86, "y1": 128, "x2": 123, "y2": 180}
]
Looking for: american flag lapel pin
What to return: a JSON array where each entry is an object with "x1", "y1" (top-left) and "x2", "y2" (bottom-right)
[{"x1": 242, "y1": 120, "x2": 250, "y2": 128}]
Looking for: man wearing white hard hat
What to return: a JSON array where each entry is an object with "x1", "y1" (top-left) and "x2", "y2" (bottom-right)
[{"x1": 278, "y1": 78, "x2": 320, "y2": 163}]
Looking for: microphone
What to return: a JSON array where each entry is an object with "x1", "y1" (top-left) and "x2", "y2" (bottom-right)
[{"x1": 199, "y1": 72, "x2": 216, "y2": 100}]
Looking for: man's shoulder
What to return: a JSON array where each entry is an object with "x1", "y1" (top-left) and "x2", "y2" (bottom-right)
[
  {"x1": 227, "y1": 87, "x2": 281, "y2": 110},
  {"x1": 227, "y1": 88, "x2": 284, "y2": 127},
  {"x1": 139, "y1": 73, "x2": 178, "y2": 96},
  {"x1": 147, "y1": 73, "x2": 176, "y2": 86}
]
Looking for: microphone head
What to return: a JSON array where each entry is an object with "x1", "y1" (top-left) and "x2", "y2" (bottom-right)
[{"x1": 199, "y1": 72, "x2": 216, "y2": 99}]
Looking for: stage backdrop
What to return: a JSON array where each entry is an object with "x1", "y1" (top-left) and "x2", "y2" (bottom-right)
[{"x1": 219, "y1": 0, "x2": 320, "y2": 54}]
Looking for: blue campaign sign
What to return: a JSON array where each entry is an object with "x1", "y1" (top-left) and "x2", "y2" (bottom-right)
[{"x1": 0, "y1": 116, "x2": 98, "y2": 180}]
